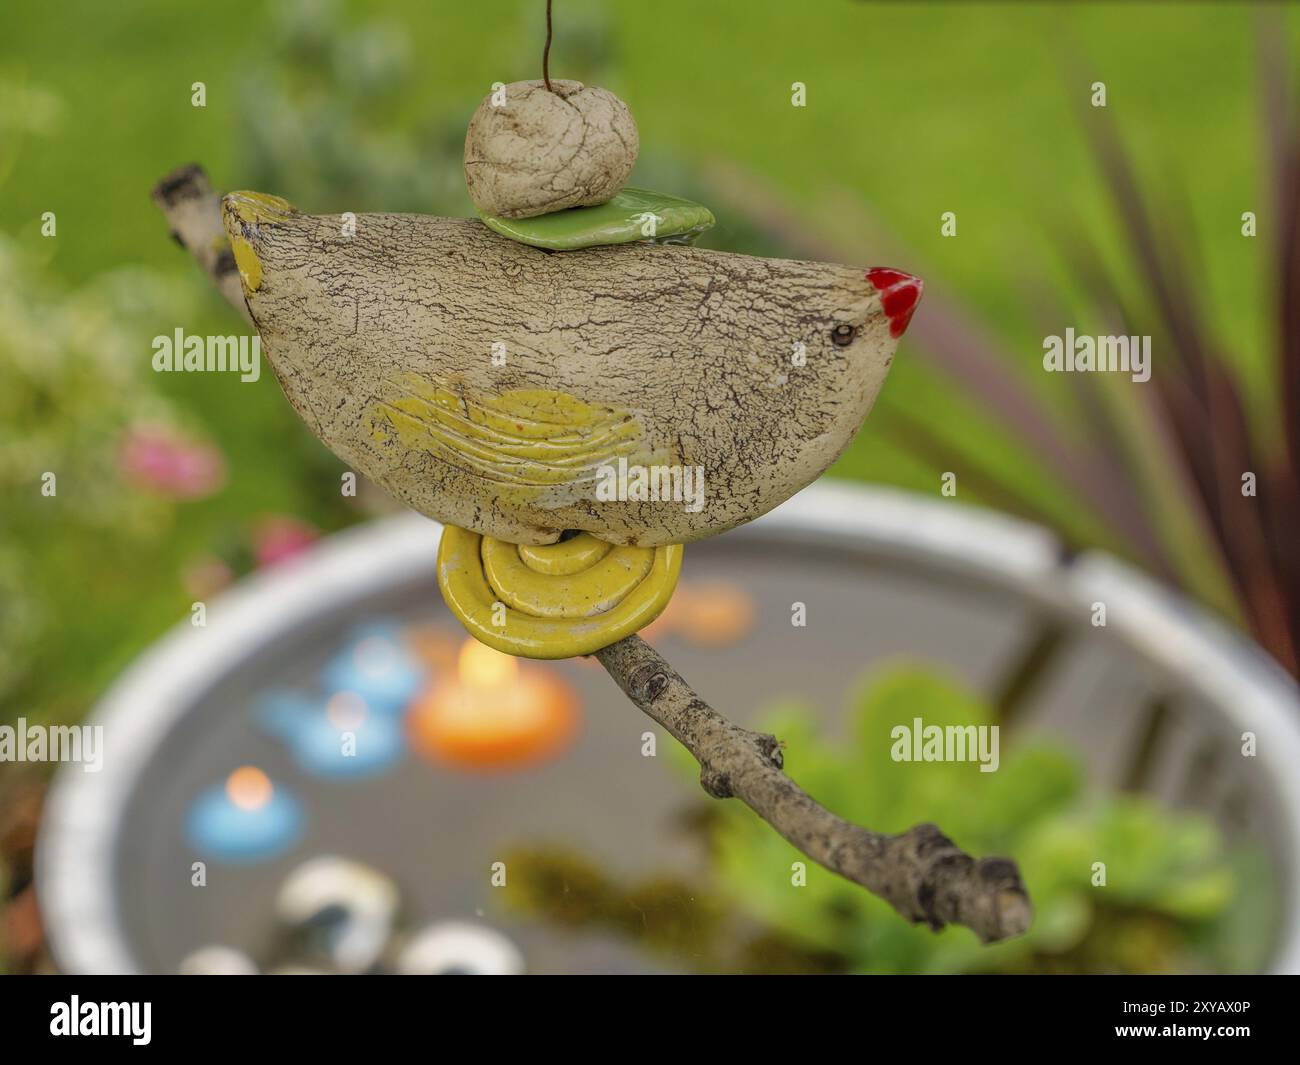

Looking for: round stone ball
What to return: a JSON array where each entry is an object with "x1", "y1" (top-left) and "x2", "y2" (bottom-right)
[{"x1": 464, "y1": 79, "x2": 639, "y2": 220}]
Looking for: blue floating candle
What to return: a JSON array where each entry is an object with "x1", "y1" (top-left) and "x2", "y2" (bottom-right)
[
  {"x1": 255, "y1": 690, "x2": 406, "y2": 778},
  {"x1": 256, "y1": 691, "x2": 318, "y2": 742},
  {"x1": 299, "y1": 692, "x2": 406, "y2": 778},
  {"x1": 186, "y1": 767, "x2": 304, "y2": 864},
  {"x1": 321, "y1": 622, "x2": 427, "y2": 715}
]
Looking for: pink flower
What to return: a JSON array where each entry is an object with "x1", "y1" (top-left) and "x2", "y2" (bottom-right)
[
  {"x1": 250, "y1": 515, "x2": 319, "y2": 568},
  {"x1": 182, "y1": 555, "x2": 234, "y2": 599},
  {"x1": 119, "y1": 424, "x2": 226, "y2": 500}
]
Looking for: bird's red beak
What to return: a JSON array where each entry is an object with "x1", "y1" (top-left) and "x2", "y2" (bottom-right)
[{"x1": 866, "y1": 268, "x2": 923, "y2": 338}]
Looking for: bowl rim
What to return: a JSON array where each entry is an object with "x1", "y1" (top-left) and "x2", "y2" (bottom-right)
[{"x1": 36, "y1": 482, "x2": 1300, "y2": 974}]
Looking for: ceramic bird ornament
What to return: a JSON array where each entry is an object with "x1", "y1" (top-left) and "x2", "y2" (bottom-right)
[{"x1": 211, "y1": 77, "x2": 922, "y2": 658}]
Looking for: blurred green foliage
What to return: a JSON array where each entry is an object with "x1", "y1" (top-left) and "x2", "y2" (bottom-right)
[
  {"x1": 0, "y1": 231, "x2": 196, "y2": 713},
  {"x1": 236, "y1": 0, "x2": 466, "y2": 214}
]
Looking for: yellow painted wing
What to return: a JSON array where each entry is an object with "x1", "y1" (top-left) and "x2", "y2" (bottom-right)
[{"x1": 369, "y1": 373, "x2": 667, "y2": 505}]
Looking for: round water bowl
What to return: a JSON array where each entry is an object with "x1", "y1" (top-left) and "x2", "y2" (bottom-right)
[{"x1": 37, "y1": 483, "x2": 1300, "y2": 973}]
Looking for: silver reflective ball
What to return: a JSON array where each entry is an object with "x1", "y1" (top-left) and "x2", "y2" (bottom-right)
[
  {"x1": 396, "y1": 921, "x2": 525, "y2": 975},
  {"x1": 275, "y1": 855, "x2": 399, "y2": 974}
]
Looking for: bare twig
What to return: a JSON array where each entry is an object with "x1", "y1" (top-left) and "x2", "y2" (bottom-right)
[
  {"x1": 596, "y1": 635, "x2": 1031, "y2": 943},
  {"x1": 152, "y1": 163, "x2": 1032, "y2": 944}
]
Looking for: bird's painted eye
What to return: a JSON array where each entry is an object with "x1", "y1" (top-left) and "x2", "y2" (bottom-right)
[{"x1": 831, "y1": 324, "x2": 855, "y2": 348}]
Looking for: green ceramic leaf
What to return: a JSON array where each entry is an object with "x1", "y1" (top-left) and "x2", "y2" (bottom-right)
[{"x1": 479, "y1": 187, "x2": 715, "y2": 251}]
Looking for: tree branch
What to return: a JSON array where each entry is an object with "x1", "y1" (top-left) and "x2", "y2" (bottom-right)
[
  {"x1": 596, "y1": 635, "x2": 1030, "y2": 943},
  {"x1": 151, "y1": 164, "x2": 1032, "y2": 945}
]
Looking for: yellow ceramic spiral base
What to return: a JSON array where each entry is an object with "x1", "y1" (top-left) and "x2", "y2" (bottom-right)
[{"x1": 436, "y1": 526, "x2": 684, "y2": 659}]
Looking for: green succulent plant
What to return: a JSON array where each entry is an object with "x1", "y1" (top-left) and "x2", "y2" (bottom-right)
[{"x1": 688, "y1": 667, "x2": 1268, "y2": 974}]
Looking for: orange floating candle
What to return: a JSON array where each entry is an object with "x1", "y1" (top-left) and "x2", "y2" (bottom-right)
[
  {"x1": 405, "y1": 623, "x2": 462, "y2": 674},
  {"x1": 408, "y1": 639, "x2": 579, "y2": 770},
  {"x1": 676, "y1": 580, "x2": 756, "y2": 647},
  {"x1": 639, "y1": 580, "x2": 757, "y2": 647}
]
